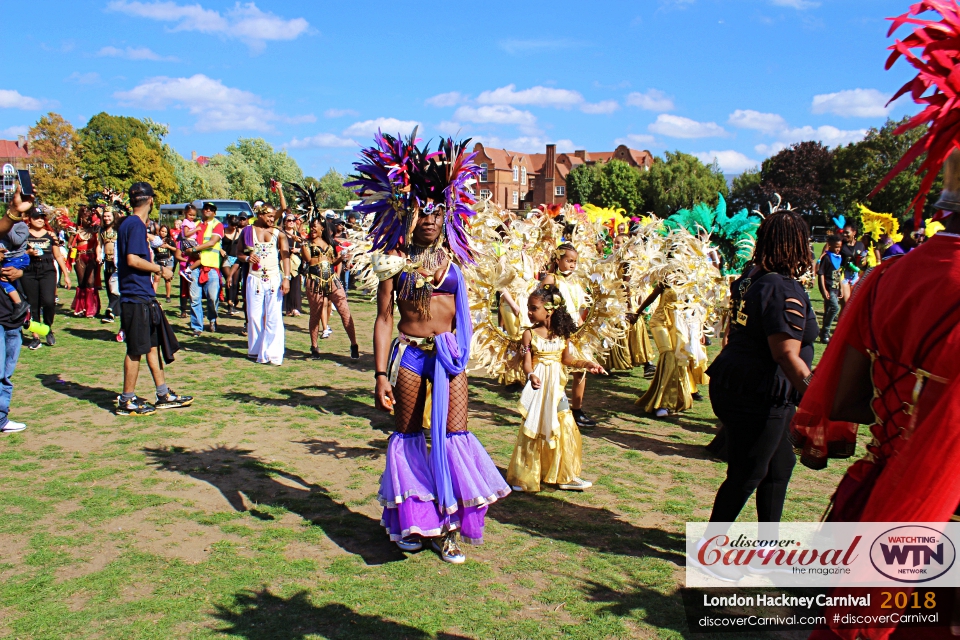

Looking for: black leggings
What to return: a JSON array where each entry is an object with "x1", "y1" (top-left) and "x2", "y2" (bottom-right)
[
  {"x1": 21, "y1": 268, "x2": 57, "y2": 328},
  {"x1": 708, "y1": 385, "x2": 797, "y2": 526}
]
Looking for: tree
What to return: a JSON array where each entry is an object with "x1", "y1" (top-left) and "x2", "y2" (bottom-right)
[
  {"x1": 640, "y1": 151, "x2": 728, "y2": 217},
  {"x1": 315, "y1": 168, "x2": 353, "y2": 209},
  {"x1": 220, "y1": 138, "x2": 303, "y2": 205},
  {"x1": 565, "y1": 161, "x2": 644, "y2": 214},
  {"x1": 165, "y1": 147, "x2": 229, "y2": 202},
  {"x1": 209, "y1": 153, "x2": 264, "y2": 202},
  {"x1": 128, "y1": 138, "x2": 177, "y2": 206},
  {"x1": 827, "y1": 116, "x2": 941, "y2": 225},
  {"x1": 728, "y1": 167, "x2": 762, "y2": 214},
  {"x1": 759, "y1": 141, "x2": 834, "y2": 220},
  {"x1": 28, "y1": 112, "x2": 83, "y2": 207},
  {"x1": 566, "y1": 163, "x2": 603, "y2": 207},
  {"x1": 77, "y1": 113, "x2": 178, "y2": 200}
]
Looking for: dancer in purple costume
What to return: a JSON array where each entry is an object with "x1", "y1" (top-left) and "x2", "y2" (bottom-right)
[{"x1": 349, "y1": 130, "x2": 510, "y2": 564}]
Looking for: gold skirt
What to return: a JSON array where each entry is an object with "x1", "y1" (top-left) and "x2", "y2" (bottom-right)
[
  {"x1": 506, "y1": 409, "x2": 583, "y2": 492},
  {"x1": 636, "y1": 326, "x2": 693, "y2": 413},
  {"x1": 628, "y1": 316, "x2": 653, "y2": 366},
  {"x1": 603, "y1": 333, "x2": 633, "y2": 372}
]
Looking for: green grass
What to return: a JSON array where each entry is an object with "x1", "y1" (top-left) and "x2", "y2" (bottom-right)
[{"x1": 0, "y1": 281, "x2": 863, "y2": 639}]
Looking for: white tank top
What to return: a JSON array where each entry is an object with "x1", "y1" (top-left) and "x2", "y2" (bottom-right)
[{"x1": 253, "y1": 228, "x2": 281, "y2": 281}]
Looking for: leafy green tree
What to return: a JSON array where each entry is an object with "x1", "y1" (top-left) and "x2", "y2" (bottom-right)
[
  {"x1": 728, "y1": 167, "x2": 762, "y2": 214},
  {"x1": 566, "y1": 163, "x2": 603, "y2": 207},
  {"x1": 759, "y1": 141, "x2": 834, "y2": 220},
  {"x1": 209, "y1": 152, "x2": 264, "y2": 202},
  {"x1": 566, "y1": 161, "x2": 643, "y2": 214},
  {"x1": 827, "y1": 116, "x2": 941, "y2": 224},
  {"x1": 640, "y1": 151, "x2": 728, "y2": 217},
  {"x1": 165, "y1": 147, "x2": 229, "y2": 202},
  {"x1": 77, "y1": 113, "x2": 177, "y2": 199},
  {"x1": 28, "y1": 112, "x2": 84, "y2": 207},
  {"x1": 315, "y1": 168, "x2": 354, "y2": 209},
  {"x1": 128, "y1": 138, "x2": 177, "y2": 205},
  {"x1": 221, "y1": 138, "x2": 303, "y2": 205}
]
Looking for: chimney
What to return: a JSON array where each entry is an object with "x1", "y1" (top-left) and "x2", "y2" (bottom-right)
[
  {"x1": 545, "y1": 144, "x2": 556, "y2": 204},
  {"x1": 191, "y1": 150, "x2": 197, "y2": 161},
  {"x1": 17, "y1": 135, "x2": 26, "y2": 149},
  {"x1": 574, "y1": 149, "x2": 586, "y2": 161}
]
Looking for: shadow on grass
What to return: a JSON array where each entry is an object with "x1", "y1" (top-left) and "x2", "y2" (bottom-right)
[
  {"x1": 581, "y1": 580, "x2": 692, "y2": 638},
  {"x1": 144, "y1": 445, "x2": 402, "y2": 566},
  {"x1": 213, "y1": 589, "x2": 471, "y2": 639},
  {"x1": 223, "y1": 386, "x2": 391, "y2": 430},
  {"x1": 37, "y1": 373, "x2": 118, "y2": 412},
  {"x1": 584, "y1": 424, "x2": 714, "y2": 461},
  {"x1": 62, "y1": 326, "x2": 120, "y2": 342},
  {"x1": 490, "y1": 490, "x2": 685, "y2": 563},
  {"x1": 179, "y1": 336, "x2": 250, "y2": 360},
  {"x1": 296, "y1": 438, "x2": 388, "y2": 460}
]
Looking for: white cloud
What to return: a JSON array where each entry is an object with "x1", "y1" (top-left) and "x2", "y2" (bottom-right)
[
  {"x1": 473, "y1": 136, "x2": 575, "y2": 154},
  {"x1": 453, "y1": 105, "x2": 538, "y2": 133},
  {"x1": 114, "y1": 74, "x2": 308, "y2": 132},
  {"x1": 437, "y1": 121, "x2": 462, "y2": 135},
  {"x1": 626, "y1": 89, "x2": 674, "y2": 112},
  {"x1": 770, "y1": 0, "x2": 820, "y2": 8},
  {"x1": 0, "y1": 125, "x2": 28, "y2": 137},
  {"x1": 97, "y1": 45, "x2": 177, "y2": 61},
  {"x1": 581, "y1": 100, "x2": 619, "y2": 114},
  {"x1": 286, "y1": 133, "x2": 357, "y2": 149},
  {"x1": 67, "y1": 72, "x2": 102, "y2": 85},
  {"x1": 107, "y1": 1, "x2": 308, "y2": 50},
  {"x1": 0, "y1": 90, "x2": 43, "y2": 110},
  {"x1": 812, "y1": 88, "x2": 890, "y2": 118},
  {"x1": 755, "y1": 142, "x2": 787, "y2": 156},
  {"x1": 781, "y1": 125, "x2": 867, "y2": 147},
  {"x1": 614, "y1": 133, "x2": 658, "y2": 147},
  {"x1": 425, "y1": 91, "x2": 466, "y2": 108},
  {"x1": 342, "y1": 117, "x2": 421, "y2": 138},
  {"x1": 728, "y1": 109, "x2": 786, "y2": 133},
  {"x1": 648, "y1": 114, "x2": 726, "y2": 139},
  {"x1": 694, "y1": 150, "x2": 760, "y2": 173},
  {"x1": 324, "y1": 108, "x2": 358, "y2": 118},
  {"x1": 477, "y1": 84, "x2": 583, "y2": 109}
]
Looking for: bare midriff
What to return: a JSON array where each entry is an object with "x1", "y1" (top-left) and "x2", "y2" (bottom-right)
[{"x1": 396, "y1": 295, "x2": 456, "y2": 338}]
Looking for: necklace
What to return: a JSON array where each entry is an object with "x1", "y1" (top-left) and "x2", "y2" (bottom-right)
[
  {"x1": 407, "y1": 243, "x2": 447, "y2": 271},
  {"x1": 398, "y1": 243, "x2": 448, "y2": 318}
]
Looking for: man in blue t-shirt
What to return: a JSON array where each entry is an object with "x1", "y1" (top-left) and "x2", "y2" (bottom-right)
[{"x1": 116, "y1": 182, "x2": 193, "y2": 416}]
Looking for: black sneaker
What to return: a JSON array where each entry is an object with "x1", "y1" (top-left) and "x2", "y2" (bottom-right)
[
  {"x1": 350, "y1": 344, "x2": 360, "y2": 360},
  {"x1": 101, "y1": 314, "x2": 115, "y2": 324},
  {"x1": 27, "y1": 336, "x2": 41, "y2": 350},
  {"x1": 155, "y1": 390, "x2": 193, "y2": 410},
  {"x1": 45, "y1": 332, "x2": 55, "y2": 347},
  {"x1": 116, "y1": 396, "x2": 156, "y2": 416},
  {"x1": 310, "y1": 346, "x2": 322, "y2": 360},
  {"x1": 643, "y1": 364, "x2": 656, "y2": 379},
  {"x1": 572, "y1": 409, "x2": 597, "y2": 428},
  {"x1": 692, "y1": 392, "x2": 704, "y2": 401}
]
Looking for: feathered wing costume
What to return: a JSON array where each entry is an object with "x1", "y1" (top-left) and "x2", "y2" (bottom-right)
[
  {"x1": 661, "y1": 194, "x2": 760, "y2": 276},
  {"x1": 347, "y1": 130, "x2": 509, "y2": 546},
  {"x1": 788, "y1": 6, "x2": 960, "y2": 639}
]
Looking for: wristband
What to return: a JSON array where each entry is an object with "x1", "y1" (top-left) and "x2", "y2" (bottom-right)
[
  {"x1": 6, "y1": 211, "x2": 22, "y2": 222},
  {"x1": 374, "y1": 371, "x2": 388, "y2": 379}
]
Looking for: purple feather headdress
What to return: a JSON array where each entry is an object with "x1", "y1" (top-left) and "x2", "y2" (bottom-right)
[{"x1": 345, "y1": 128, "x2": 481, "y2": 264}]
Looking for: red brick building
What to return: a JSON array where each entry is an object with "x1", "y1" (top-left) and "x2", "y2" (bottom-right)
[
  {"x1": 471, "y1": 142, "x2": 653, "y2": 211},
  {"x1": 0, "y1": 137, "x2": 32, "y2": 203}
]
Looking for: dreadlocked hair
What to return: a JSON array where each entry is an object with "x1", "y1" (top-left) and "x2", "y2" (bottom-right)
[
  {"x1": 530, "y1": 284, "x2": 577, "y2": 340},
  {"x1": 752, "y1": 211, "x2": 812, "y2": 278},
  {"x1": 551, "y1": 243, "x2": 577, "y2": 271}
]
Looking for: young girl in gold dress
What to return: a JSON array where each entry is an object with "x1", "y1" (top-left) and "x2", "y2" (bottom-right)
[{"x1": 507, "y1": 284, "x2": 606, "y2": 492}]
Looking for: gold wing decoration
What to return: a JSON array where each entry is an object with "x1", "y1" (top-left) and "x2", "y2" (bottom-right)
[
  {"x1": 566, "y1": 254, "x2": 629, "y2": 362},
  {"x1": 342, "y1": 214, "x2": 380, "y2": 295}
]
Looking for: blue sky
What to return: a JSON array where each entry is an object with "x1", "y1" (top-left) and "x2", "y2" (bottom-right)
[{"x1": 4, "y1": 0, "x2": 922, "y2": 177}]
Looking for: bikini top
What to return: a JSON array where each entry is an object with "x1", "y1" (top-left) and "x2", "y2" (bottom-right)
[{"x1": 397, "y1": 261, "x2": 458, "y2": 296}]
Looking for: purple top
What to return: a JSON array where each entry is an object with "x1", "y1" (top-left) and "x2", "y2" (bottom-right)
[{"x1": 882, "y1": 242, "x2": 908, "y2": 259}]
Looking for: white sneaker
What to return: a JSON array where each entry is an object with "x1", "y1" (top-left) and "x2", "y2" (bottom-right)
[
  {"x1": 1, "y1": 421, "x2": 26, "y2": 433},
  {"x1": 655, "y1": 408, "x2": 669, "y2": 418},
  {"x1": 558, "y1": 477, "x2": 593, "y2": 491},
  {"x1": 321, "y1": 327, "x2": 333, "y2": 339}
]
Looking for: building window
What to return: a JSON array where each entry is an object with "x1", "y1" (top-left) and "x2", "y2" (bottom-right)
[
  {"x1": 479, "y1": 189, "x2": 491, "y2": 200},
  {"x1": 479, "y1": 163, "x2": 488, "y2": 182},
  {"x1": 512, "y1": 191, "x2": 518, "y2": 206},
  {"x1": 520, "y1": 167, "x2": 527, "y2": 185},
  {"x1": 512, "y1": 166, "x2": 519, "y2": 182},
  {"x1": 2, "y1": 164, "x2": 15, "y2": 204},
  {"x1": 555, "y1": 186, "x2": 565, "y2": 197}
]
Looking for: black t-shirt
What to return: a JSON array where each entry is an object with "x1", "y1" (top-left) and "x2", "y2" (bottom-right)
[
  {"x1": 840, "y1": 241, "x2": 866, "y2": 279},
  {"x1": 26, "y1": 232, "x2": 58, "y2": 272},
  {"x1": 818, "y1": 253, "x2": 843, "y2": 292},
  {"x1": 707, "y1": 271, "x2": 818, "y2": 406}
]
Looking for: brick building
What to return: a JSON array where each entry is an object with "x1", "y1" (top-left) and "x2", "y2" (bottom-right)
[
  {"x1": 0, "y1": 137, "x2": 32, "y2": 203},
  {"x1": 471, "y1": 142, "x2": 653, "y2": 211}
]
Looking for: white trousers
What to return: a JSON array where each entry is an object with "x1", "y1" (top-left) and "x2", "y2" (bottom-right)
[{"x1": 246, "y1": 274, "x2": 285, "y2": 365}]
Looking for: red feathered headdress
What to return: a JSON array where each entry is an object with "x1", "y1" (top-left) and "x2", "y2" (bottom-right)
[{"x1": 872, "y1": 1, "x2": 960, "y2": 223}]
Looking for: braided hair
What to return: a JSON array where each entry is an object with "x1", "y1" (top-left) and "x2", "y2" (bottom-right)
[
  {"x1": 752, "y1": 211, "x2": 812, "y2": 278},
  {"x1": 529, "y1": 284, "x2": 577, "y2": 339}
]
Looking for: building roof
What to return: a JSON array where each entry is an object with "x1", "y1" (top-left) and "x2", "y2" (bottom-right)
[
  {"x1": 0, "y1": 140, "x2": 30, "y2": 160},
  {"x1": 195, "y1": 155, "x2": 210, "y2": 166}
]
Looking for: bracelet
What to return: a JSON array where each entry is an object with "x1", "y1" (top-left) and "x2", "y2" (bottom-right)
[
  {"x1": 6, "y1": 211, "x2": 22, "y2": 222},
  {"x1": 802, "y1": 371, "x2": 814, "y2": 387},
  {"x1": 374, "y1": 371, "x2": 388, "y2": 379}
]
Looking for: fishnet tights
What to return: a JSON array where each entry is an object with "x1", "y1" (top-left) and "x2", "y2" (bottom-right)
[{"x1": 393, "y1": 367, "x2": 469, "y2": 434}]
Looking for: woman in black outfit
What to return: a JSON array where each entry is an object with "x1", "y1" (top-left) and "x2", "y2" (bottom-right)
[
  {"x1": 703, "y1": 211, "x2": 817, "y2": 538},
  {"x1": 220, "y1": 215, "x2": 242, "y2": 315},
  {"x1": 282, "y1": 214, "x2": 303, "y2": 316},
  {"x1": 23, "y1": 208, "x2": 71, "y2": 349}
]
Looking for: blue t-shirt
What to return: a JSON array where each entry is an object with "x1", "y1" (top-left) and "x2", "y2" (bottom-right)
[{"x1": 117, "y1": 215, "x2": 156, "y2": 302}]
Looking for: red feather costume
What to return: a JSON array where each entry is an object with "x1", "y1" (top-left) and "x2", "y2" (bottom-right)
[{"x1": 790, "y1": 3, "x2": 960, "y2": 638}]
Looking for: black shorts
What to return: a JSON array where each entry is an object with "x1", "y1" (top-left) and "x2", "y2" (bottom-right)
[{"x1": 120, "y1": 301, "x2": 160, "y2": 357}]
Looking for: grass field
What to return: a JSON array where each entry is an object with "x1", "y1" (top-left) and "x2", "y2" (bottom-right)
[{"x1": 0, "y1": 277, "x2": 862, "y2": 639}]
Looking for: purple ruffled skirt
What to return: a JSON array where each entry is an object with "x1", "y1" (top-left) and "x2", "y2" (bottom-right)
[{"x1": 378, "y1": 431, "x2": 511, "y2": 545}]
